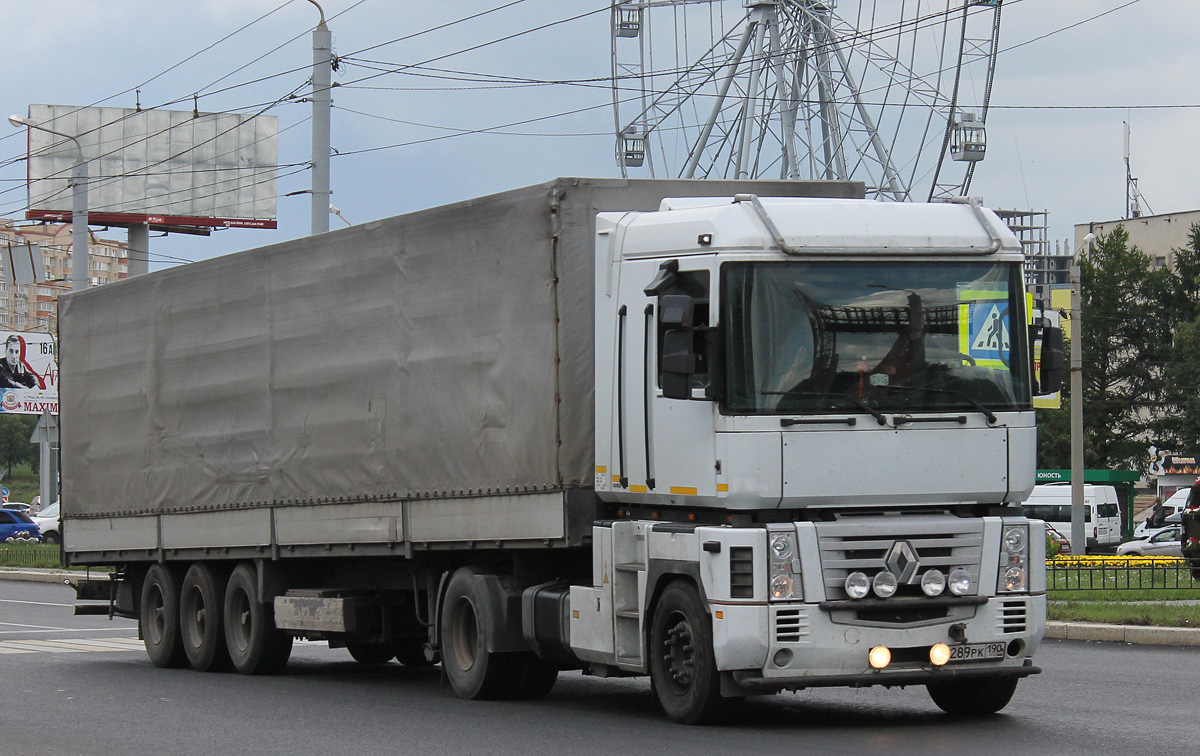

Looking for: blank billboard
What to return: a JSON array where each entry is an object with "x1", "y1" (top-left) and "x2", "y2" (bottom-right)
[{"x1": 22, "y1": 104, "x2": 278, "y2": 228}]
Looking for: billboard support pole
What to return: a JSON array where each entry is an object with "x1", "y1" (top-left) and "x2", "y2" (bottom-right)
[
  {"x1": 310, "y1": 1, "x2": 332, "y2": 236},
  {"x1": 70, "y1": 159, "x2": 88, "y2": 292},
  {"x1": 127, "y1": 223, "x2": 149, "y2": 277}
]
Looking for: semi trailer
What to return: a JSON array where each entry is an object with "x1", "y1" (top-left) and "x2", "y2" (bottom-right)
[{"x1": 60, "y1": 177, "x2": 1061, "y2": 723}]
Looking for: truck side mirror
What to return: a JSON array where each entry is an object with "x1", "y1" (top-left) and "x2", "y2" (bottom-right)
[
  {"x1": 659, "y1": 294, "x2": 694, "y2": 327},
  {"x1": 1032, "y1": 325, "x2": 1064, "y2": 395},
  {"x1": 661, "y1": 329, "x2": 696, "y2": 400}
]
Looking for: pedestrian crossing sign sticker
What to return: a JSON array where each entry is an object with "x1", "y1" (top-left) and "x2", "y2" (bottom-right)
[{"x1": 957, "y1": 286, "x2": 1011, "y2": 369}]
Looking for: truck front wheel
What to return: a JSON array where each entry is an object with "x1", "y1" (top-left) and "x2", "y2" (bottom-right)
[
  {"x1": 440, "y1": 567, "x2": 520, "y2": 699},
  {"x1": 140, "y1": 564, "x2": 187, "y2": 668},
  {"x1": 927, "y1": 675, "x2": 1019, "y2": 716},
  {"x1": 648, "y1": 581, "x2": 729, "y2": 724},
  {"x1": 223, "y1": 562, "x2": 293, "y2": 675}
]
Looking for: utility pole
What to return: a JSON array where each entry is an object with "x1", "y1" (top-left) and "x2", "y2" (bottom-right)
[
  {"x1": 310, "y1": 0, "x2": 332, "y2": 235},
  {"x1": 1069, "y1": 233, "x2": 1095, "y2": 555}
]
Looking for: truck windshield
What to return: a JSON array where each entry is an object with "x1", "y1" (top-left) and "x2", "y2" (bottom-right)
[{"x1": 721, "y1": 261, "x2": 1031, "y2": 415}]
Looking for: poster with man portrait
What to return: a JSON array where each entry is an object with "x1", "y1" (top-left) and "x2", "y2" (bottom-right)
[{"x1": 0, "y1": 332, "x2": 57, "y2": 414}]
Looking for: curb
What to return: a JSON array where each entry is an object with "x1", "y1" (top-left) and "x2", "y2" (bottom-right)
[
  {"x1": 1045, "y1": 621, "x2": 1200, "y2": 647},
  {"x1": 0, "y1": 568, "x2": 77, "y2": 585}
]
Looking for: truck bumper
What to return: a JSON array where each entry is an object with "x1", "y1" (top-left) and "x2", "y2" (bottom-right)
[{"x1": 713, "y1": 593, "x2": 1045, "y2": 693}]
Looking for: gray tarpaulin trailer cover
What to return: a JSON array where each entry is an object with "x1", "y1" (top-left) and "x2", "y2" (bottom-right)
[{"x1": 58, "y1": 178, "x2": 860, "y2": 551}]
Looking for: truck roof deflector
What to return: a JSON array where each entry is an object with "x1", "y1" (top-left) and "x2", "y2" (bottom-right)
[
  {"x1": 951, "y1": 196, "x2": 1004, "y2": 254},
  {"x1": 733, "y1": 194, "x2": 796, "y2": 256}
]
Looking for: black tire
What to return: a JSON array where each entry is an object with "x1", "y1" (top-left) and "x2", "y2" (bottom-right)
[
  {"x1": 507, "y1": 655, "x2": 559, "y2": 700},
  {"x1": 179, "y1": 562, "x2": 231, "y2": 672},
  {"x1": 346, "y1": 642, "x2": 394, "y2": 665},
  {"x1": 140, "y1": 563, "x2": 188, "y2": 668},
  {"x1": 927, "y1": 676, "x2": 1019, "y2": 717},
  {"x1": 648, "y1": 581, "x2": 729, "y2": 724},
  {"x1": 223, "y1": 562, "x2": 293, "y2": 675},
  {"x1": 440, "y1": 567, "x2": 521, "y2": 700},
  {"x1": 392, "y1": 637, "x2": 436, "y2": 668},
  {"x1": 42, "y1": 531, "x2": 60, "y2": 545}
]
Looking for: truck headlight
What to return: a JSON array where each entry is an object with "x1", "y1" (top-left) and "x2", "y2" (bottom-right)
[
  {"x1": 845, "y1": 571, "x2": 870, "y2": 599},
  {"x1": 948, "y1": 568, "x2": 972, "y2": 596},
  {"x1": 998, "y1": 524, "x2": 1030, "y2": 594},
  {"x1": 767, "y1": 529, "x2": 801, "y2": 602},
  {"x1": 872, "y1": 570, "x2": 898, "y2": 598},
  {"x1": 920, "y1": 569, "x2": 946, "y2": 597}
]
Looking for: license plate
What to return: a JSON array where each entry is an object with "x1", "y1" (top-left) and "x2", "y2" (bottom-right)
[{"x1": 948, "y1": 642, "x2": 1005, "y2": 661}]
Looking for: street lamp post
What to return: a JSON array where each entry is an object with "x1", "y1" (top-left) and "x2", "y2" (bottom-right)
[{"x1": 8, "y1": 115, "x2": 89, "y2": 292}]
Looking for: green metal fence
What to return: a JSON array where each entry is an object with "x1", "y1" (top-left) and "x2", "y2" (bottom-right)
[
  {"x1": 1048, "y1": 559, "x2": 1198, "y2": 591},
  {"x1": 0, "y1": 544, "x2": 64, "y2": 569}
]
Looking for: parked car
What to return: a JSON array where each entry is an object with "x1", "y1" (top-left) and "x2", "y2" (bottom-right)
[
  {"x1": 1046, "y1": 524, "x2": 1072, "y2": 556},
  {"x1": 1135, "y1": 488, "x2": 1192, "y2": 538},
  {"x1": 0, "y1": 508, "x2": 40, "y2": 541},
  {"x1": 1, "y1": 502, "x2": 31, "y2": 514},
  {"x1": 1116, "y1": 524, "x2": 1182, "y2": 557},
  {"x1": 31, "y1": 502, "x2": 59, "y2": 544}
]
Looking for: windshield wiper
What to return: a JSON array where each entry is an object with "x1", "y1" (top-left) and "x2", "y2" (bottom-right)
[
  {"x1": 763, "y1": 390, "x2": 889, "y2": 426},
  {"x1": 885, "y1": 385, "x2": 998, "y2": 424}
]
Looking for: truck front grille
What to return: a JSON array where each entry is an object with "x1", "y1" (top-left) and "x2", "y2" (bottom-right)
[
  {"x1": 774, "y1": 607, "x2": 809, "y2": 644},
  {"x1": 999, "y1": 599, "x2": 1027, "y2": 634},
  {"x1": 816, "y1": 518, "x2": 984, "y2": 600}
]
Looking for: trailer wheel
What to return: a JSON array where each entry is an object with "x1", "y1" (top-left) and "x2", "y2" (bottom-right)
[
  {"x1": 140, "y1": 564, "x2": 188, "y2": 668},
  {"x1": 223, "y1": 562, "x2": 293, "y2": 675},
  {"x1": 346, "y1": 642, "x2": 394, "y2": 665},
  {"x1": 180, "y1": 563, "x2": 231, "y2": 672},
  {"x1": 927, "y1": 676, "x2": 1019, "y2": 717},
  {"x1": 440, "y1": 567, "x2": 519, "y2": 699},
  {"x1": 649, "y1": 581, "x2": 728, "y2": 724}
]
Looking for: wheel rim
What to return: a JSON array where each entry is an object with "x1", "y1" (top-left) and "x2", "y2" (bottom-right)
[
  {"x1": 183, "y1": 585, "x2": 205, "y2": 647},
  {"x1": 661, "y1": 610, "x2": 695, "y2": 691},
  {"x1": 229, "y1": 586, "x2": 252, "y2": 653},
  {"x1": 449, "y1": 596, "x2": 479, "y2": 672},
  {"x1": 147, "y1": 585, "x2": 166, "y2": 645}
]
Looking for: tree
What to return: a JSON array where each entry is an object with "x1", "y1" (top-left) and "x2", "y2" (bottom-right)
[
  {"x1": 1153, "y1": 225, "x2": 1200, "y2": 452},
  {"x1": 1074, "y1": 226, "x2": 1164, "y2": 470},
  {"x1": 0, "y1": 414, "x2": 37, "y2": 479}
]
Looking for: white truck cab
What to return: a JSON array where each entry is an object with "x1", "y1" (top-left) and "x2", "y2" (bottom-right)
[{"x1": 570, "y1": 195, "x2": 1053, "y2": 722}]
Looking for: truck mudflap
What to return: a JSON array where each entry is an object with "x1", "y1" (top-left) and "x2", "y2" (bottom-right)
[{"x1": 727, "y1": 659, "x2": 1040, "y2": 694}]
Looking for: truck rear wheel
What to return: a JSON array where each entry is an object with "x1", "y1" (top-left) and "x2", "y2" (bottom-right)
[
  {"x1": 223, "y1": 562, "x2": 293, "y2": 675},
  {"x1": 649, "y1": 581, "x2": 729, "y2": 724},
  {"x1": 140, "y1": 564, "x2": 188, "y2": 668},
  {"x1": 180, "y1": 562, "x2": 231, "y2": 672},
  {"x1": 927, "y1": 676, "x2": 1019, "y2": 716},
  {"x1": 440, "y1": 567, "x2": 520, "y2": 699}
]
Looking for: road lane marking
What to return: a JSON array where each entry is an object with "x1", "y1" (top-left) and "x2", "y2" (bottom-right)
[
  {"x1": 0, "y1": 627, "x2": 137, "y2": 635},
  {"x1": 0, "y1": 598, "x2": 76, "y2": 608},
  {"x1": 0, "y1": 637, "x2": 141, "y2": 654}
]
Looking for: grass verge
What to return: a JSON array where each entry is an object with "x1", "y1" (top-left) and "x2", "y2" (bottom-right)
[{"x1": 1049, "y1": 601, "x2": 1200, "y2": 628}]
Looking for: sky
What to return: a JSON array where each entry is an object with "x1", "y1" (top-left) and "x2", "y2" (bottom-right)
[{"x1": 0, "y1": 0, "x2": 1195, "y2": 270}]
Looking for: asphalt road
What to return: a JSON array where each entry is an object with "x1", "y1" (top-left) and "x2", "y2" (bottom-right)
[{"x1": 1, "y1": 580, "x2": 1194, "y2": 756}]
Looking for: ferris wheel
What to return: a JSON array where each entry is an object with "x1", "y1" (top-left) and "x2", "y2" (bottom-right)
[{"x1": 610, "y1": 0, "x2": 1003, "y2": 202}]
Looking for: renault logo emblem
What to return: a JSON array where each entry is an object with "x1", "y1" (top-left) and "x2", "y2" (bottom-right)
[{"x1": 885, "y1": 540, "x2": 919, "y2": 583}]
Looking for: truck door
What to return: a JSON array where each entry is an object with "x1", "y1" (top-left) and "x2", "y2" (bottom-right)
[{"x1": 610, "y1": 258, "x2": 718, "y2": 501}]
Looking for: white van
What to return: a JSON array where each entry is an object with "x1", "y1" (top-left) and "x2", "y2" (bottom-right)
[
  {"x1": 1020, "y1": 484, "x2": 1122, "y2": 553},
  {"x1": 1134, "y1": 487, "x2": 1191, "y2": 538}
]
